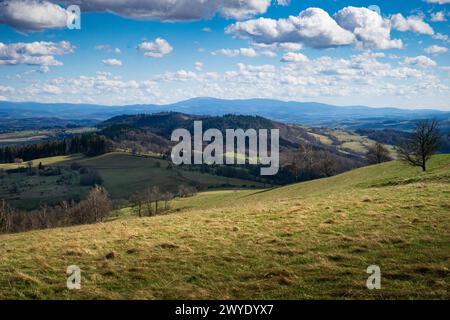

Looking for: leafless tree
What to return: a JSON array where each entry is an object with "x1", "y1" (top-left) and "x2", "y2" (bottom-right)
[
  {"x1": 366, "y1": 142, "x2": 392, "y2": 164},
  {"x1": 0, "y1": 200, "x2": 14, "y2": 234},
  {"x1": 397, "y1": 119, "x2": 442, "y2": 172},
  {"x1": 84, "y1": 186, "x2": 111, "y2": 223},
  {"x1": 177, "y1": 185, "x2": 197, "y2": 198},
  {"x1": 130, "y1": 192, "x2": 145, "y2": 217},
  {"x1": 316, "y1": 151, "x2": 338, "y2": 177}
]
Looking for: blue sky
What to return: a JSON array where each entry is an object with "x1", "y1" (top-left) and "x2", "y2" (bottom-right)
[{"x1": 0, "y1": 0, "x2": 449, "y2": 109}]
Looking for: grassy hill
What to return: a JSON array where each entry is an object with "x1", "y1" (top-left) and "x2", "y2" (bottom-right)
[
  {"x1": 0, "y1": 152, "x2": 265, "y2": 210},
  {"x1": 0, "y1": 155, "x2": 449, "y2": 299}
]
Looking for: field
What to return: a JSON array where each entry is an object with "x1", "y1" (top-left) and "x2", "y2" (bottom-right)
[
  {"x1": 0, "y1": 152, "x2": 265, "y2": 209},
  {"x1": 0, "y1": 128, "x2": 96, "y2": 146},
  {"x1": 0, "y1": 155, "x2": 448, "y2": 299},
  {"x1": 307, "y1": 128, "x2": 396, "y2": 156}
]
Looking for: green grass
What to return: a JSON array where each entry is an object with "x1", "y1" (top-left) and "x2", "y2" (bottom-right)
[{"x1": 0, "y1": 155, "x2": 449, "y2": 299}]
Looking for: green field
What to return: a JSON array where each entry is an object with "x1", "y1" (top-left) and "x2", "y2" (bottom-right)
[
  {"x1": 0, "y1": 152, "x2": 265, "y2": 209},
  {"x1": 307, "y1": 128, "x2": 396, "y2": 156},
  {"x1": 0, "y1": 128, "x2": 96, "y2": 146},
  {"x1": 0, "y1": 155, "x2": 449, "y2": 299}
]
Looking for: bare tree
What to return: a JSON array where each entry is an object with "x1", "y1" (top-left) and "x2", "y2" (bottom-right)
[
  {"x1": 317, "y1": 151, "x2": 337, "y2": 177},
  {"x1": 290, "y1": 144, "x2": 315, "y2": 181},
  {"x1": 366, "y1": 142, "x2": 392, "y2": 164},
  {"x1": 0, "y1": 200, "x2": 14, "y2": 234},
  {"x1": 161, "y1": 192, "x2": 174, "y2": 211},
  {"x1": 84, "y1": 186, "x2": 111, "y2": 222},
  {"x1": 130, "y1": 192, "x2": 145, "y2": 217},
  {"x1": 397, "y1": 119, "x2": 442, "y2": 172}
]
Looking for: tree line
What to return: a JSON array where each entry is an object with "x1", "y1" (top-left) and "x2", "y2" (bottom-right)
[
  {"x1": 0, "y1": 134, "x2": 111, "y2": 164},
  {"x1": 0, "y1": 186, "x2": 111, "y2": 234},
  {"x1": 130, "y1": 184, "x2": 197, "y2": 217}
]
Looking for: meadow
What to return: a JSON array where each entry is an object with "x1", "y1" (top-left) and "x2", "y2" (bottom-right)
[
  {"x1": 0, "y1": 152, "x2": 264, "y2": 210},
  {"x1": 0, "y1": 155, "x2": 448, "y2": 299}
]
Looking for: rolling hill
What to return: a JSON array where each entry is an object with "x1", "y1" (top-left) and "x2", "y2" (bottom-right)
[
  {"x1": 0, "y1": 152, "x2": 265, "y2": 210},
  {"x1": 1, "y1": 98, "x2": 449, "y2": 131},
  {"x1": 0, "y1": 155, "x2": 448, "y2": 299}
]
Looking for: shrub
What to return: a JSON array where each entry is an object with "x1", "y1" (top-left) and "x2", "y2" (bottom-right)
[
  {"x1": 80, "y1": 168, "x2": 103, "y2": 186},
  {"x1": 70, "y1": 162, "x2": 82, "y2": 171}
]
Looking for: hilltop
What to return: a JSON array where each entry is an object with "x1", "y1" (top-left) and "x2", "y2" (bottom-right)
[{"x1": 0, "y1": 155, "x2": 449, "y2": 299}]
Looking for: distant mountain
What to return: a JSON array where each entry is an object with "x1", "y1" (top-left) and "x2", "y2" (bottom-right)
[{"x1": 1, "y1": 98, "x2": 449, "y2": 131}]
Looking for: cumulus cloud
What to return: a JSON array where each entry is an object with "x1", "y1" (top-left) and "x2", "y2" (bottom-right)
[
  {"x1": 425, "y1": 45, "x2": 448, "y2": 54},
  {"x1": 9, "y1": 51, "x2": 447, "y2": 108},
  {"x1": 0, "y1": 0, "x2": 275, "y2": 31},
  {"x1": 138, "y1": 38, "x2": 173, "y2": 58},
  {"x1": 0, "y1": 41, "x2": 74, "y2": 66},
  {"x1": 276, "y1": 0, "x2": 291, "y2": 5},
  {"x1": 391, "y1": 14, "x2": 434, "y2": 35},
  {"x1": 69, "y1": 0, "x2": 272, "y2": 20},
  {"x1": 431, "y1": 11, "x2": 447, "y2": 22},
  {"x1": 334, "y1": 7, "x2": 403, "y2": 49},
  {"x1": 281, "y1": 52, "x2": 309, "y2": 63},
  {"x1": 102, "y1": 58, "x2": 122, "y2": 66},
  {"x1": 96, "y1": 45, "x2": 121, "y2": 54},
  {"x1": 0, "y1": 0, "x2": 69, "y2": 32},
  {"x1": 0, "y1": 85, "x2": 15, "y2": 93},
  {"x1": 195, "y1": 61, "x2": 204, "y2": 71},
  {"x1": 404, "y1": 56, "x2": 437, "y2": 67},
  {"x1": 227, "y1": 6, "x2": 407, "y2": 50},
  {"x1": 226, "y1": 8, "x2": 356, "y2": 49},
  {"x1": 212, "y1": 46, "x2": 278, "y2": 58},
  {"x1": 424, "y1": 0, "x2": 450, "y2": 4},
  {"x1": 212, "y1": 48, "x2": 257, "y2": 58}
]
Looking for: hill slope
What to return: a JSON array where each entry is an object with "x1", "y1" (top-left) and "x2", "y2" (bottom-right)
[
  {"x1": 0, "y1": 152, "x2": 265, "y2": 210},
  {"x1": 0, "y1": 155, "x2": 449, "y2": 299}
]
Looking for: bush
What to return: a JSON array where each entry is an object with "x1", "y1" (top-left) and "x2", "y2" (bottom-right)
[
  {"x1": 80, "y1": 168, "x2": 104, "y2": 186},
  {"x1": 70, "y1": 162, "x2": 82, "y2": 171}
]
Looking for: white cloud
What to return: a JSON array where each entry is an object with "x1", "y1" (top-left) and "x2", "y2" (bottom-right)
[
  {"x1": 277, "y1": 0, "x2": 291, "y2": 5},
  {"x1": 424, "y1": 0, "x2": 450, "y2": 4},
  {"x1": 14, "y1": 51, "x2": 447, "y2": 109},
  {"x1": 65, "y1": 0, "x2": 271, "y2": 20},
  {"x1": 0, "y1": 41, "x2": 73, "y2": 66},
  {"x1": 281, "y1": 52, "x2": 309, "y2": 63},
  {"x1": 0, "y1": 0, "x2": 275, "y2": 31},
  {"x1": 202, "y1": 27, "x2": 212, "y2": 33},
  {"x1": 0, "y1": 85, "x2": 15, "y2": 93},
  {"x1": 391, "y1": 14, "x2": 434, "y2": 35},
  {"x1": 212, "y1": 46, "x2": 278, "y2": 58},
  {"x1": 138, "y1": 38, "x2": 173, "y2": 58},
  {"x1": 227, "y1": 6, "x2": 408, "y2": 50},
  {"x1": 334, "y1": 7, "x2": 403, "y2": 49},
  {"x1": 95, "y1": 45, "x2": 121, "y2": 54},
  {"x1": 226, "y1": 8, "x2": 356, "y2": 49},
  {"x1": 425, "y1": 45, "x2": 448, "y2": 54},
  {"x1": 212, "y1": 48, "x2": 258, "y2": 58},
  {"x1": 102, "y1": 58, "x2": 122, "y2": 66},
  {"x1": 404, "y1": 56, "x2": 437, "y2": 67},
  {"x1": 431, "y1": 11, "x2": 447, "y2": 22},
  {"x1": 195, "y1": 61, "x2": 204, "y2": 71},
  {"x1": 252, "y1": 42, "x2": 303, "y2": 52},
  {"x1": 0, "y1": 0, "x2": 68, "y2": 32},
  {"x1": 433, "y1": 32, "x2": 450, "y2": 43}
]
